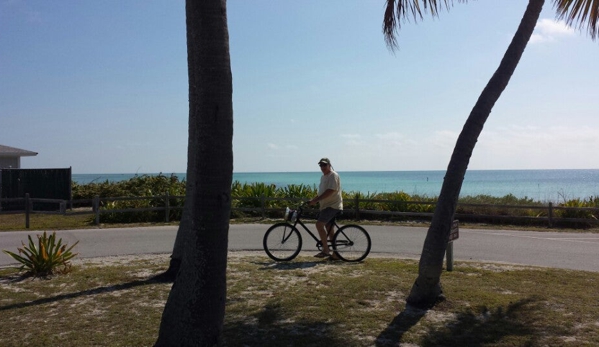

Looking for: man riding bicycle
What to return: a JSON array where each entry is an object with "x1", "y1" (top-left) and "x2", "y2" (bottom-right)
[{"x1": 309, "y1": 157, "x2": 343, "y2": 260}]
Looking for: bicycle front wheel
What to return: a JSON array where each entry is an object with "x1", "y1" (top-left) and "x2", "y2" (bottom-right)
[
  {"x1": 333, "y1": 225, "x2": 371, "y2": 262},
  {"x1": 263, "y1": 223, "x2": 302, "y2": 261}
]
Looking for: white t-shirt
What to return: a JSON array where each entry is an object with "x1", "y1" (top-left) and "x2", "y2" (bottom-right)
[{"x1": 318, "y1": 170, "x2": 343, "y2": 210}]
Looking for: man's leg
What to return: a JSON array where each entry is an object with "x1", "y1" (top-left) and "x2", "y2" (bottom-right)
[
  {"x1": 326, "y1": 222, "x2": 335, "y2": 242},
  {"x1": 315, "y1": 221, "x2": 332, "y2": 255},
  {"x1": 325, "y1": 221, "x2": 341, "y2": 260}
]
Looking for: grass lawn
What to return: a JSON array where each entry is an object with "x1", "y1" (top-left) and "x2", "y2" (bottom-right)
[
  {"x1": 0, "y1": 212, "x2": 180, "y2": 232},
  {"x1": 1, "y1": 252, "x2": 598, "y2": 346}
]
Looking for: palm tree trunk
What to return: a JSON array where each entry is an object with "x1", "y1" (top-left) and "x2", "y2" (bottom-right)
[
  {"x1": 406, "y1": 0, "x2": 545, "y2": 308},
  {"x1": 155, "y1": 0, "x2": 233, "y2": 345},
  {"x1": 160, "y1": 87, "x2": 200, "y2": 282},
  {"x1": 159, "y1": 160, "x2": 195, "y2": 281}
]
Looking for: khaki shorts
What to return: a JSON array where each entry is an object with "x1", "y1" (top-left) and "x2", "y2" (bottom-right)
[{"x1": 317, "y1": 207, "x2": 341, "y2": 226}]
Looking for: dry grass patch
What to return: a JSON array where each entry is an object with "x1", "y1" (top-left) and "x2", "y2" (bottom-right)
[{"x1": 0, "y1": 253, "x2": 598, "y2": 346}]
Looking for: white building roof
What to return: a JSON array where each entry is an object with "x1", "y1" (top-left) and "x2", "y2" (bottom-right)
[{"x1": 0, "y1": 145, "x2": 38, "y2": 157}]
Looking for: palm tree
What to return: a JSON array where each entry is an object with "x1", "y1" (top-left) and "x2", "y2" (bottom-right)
[
  {"x1": 158, "y1": 171, "x2": 193, "y2": 281},
  {"x1": 155, "y1": 0, "x2": 233, "y2": 344},
  {"x1": 383, "y1": 0, "x2": 599, "y2": 308}
]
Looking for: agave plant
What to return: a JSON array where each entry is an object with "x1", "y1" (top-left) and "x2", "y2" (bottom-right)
[{"x1": 3, "y1": 231, "x2": 79, "y2": 276}]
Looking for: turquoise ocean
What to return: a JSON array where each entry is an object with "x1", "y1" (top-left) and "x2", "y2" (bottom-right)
[{"x1": 72, "y1": 169, "x2": 599, "y2": 203}]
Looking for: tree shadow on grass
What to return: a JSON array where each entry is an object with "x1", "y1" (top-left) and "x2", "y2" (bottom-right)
[
  {"x1": 419, "y1": 297, "x2": 547, "y2": 347},
  {"x1": 0, "y1": 275, "x2": 164, "y2": 312},
  {"x1": 0, "y1": 272, "x2": 32, "y2": 284},
  {"x1": 254, "y1": 260, "x2": 322, "y2": 270},
  {"x1": 377, "y1": 297, "x2": 557, "y2": 347},
  {"x1": 254, "y1": 258, "x2": 364, "y2": 271},
  {"x1": 375, "y1": 304, "x2": 428, "y2": 346},
  {"x1": 224, "y1": 302, "x2": 346, "y2": 347}
]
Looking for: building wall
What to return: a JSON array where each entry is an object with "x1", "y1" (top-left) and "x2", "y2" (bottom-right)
[{"x1": 0, "y1": 157, "x2": 19, "y2": 169}]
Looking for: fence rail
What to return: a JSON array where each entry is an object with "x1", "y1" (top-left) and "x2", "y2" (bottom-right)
[{"x1": 1, "y1": 193, "x2": 598, "y2": 229}]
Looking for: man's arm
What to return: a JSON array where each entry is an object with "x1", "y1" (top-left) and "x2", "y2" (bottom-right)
[{"x1": 309, "y1": 189, "x2": 336, "y2": 206}]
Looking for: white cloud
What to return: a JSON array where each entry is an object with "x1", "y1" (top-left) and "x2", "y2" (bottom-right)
[
  {"x1": 537, "y1": 19, "x2": 575, "y2": 36},
  {"x1": 341, "y1": 133, "x2": 364, "y2": 146},
  {"x1": 266, "y1": 143, "x2": 298, "y2": 152},
  {"x1": 341, "y1": 133, "x2": 361, "y2": 138},
  {"x1": 430, "y1": 130, "x2": 458, "y2": 148},
  {"x1": 531, "y1": 19, "x2": 575, "y2": 44},
  {"x1": 268, "y1": 124, "x2": 599, "y2": 172},
  {"x1": 374, "y1": 132, "x2": 407, "y2": 146},
  {"x1": 342, "y1": 124, "x2": 599, "y2": 170},
  {"x1": 375, "y1": 132, "x2": 403, "y2": 140},
  {"x1": 471, "y1": 125, "x2": 599, "y2": 169}
]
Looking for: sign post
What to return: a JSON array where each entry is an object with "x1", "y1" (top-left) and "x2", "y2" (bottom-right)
[{"x1": 446, "y1": 220, "x2": 459, "y2": 271}]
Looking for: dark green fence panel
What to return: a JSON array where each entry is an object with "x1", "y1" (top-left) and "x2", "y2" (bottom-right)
[{"x1": 0, "y1": 168, "x2": 71, "y2": 211}]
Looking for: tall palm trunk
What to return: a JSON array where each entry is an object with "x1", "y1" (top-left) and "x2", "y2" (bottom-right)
[
  {"x1": 155, "y1": 0, "x2": 233, "y2": 345},
  {"x1": 406, "y1": 0, "x2": 545, "y2": 308},
  {"x1": 159, "y1": 127, "x2": 196, "y2": 282},
  {"x1": 160, "y1": 150, "x2": 195, "y2": 281}
]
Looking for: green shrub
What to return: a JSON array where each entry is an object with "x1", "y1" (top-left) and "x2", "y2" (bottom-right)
[
  {"x1": 231, "y1": 181, "x2": 276, "y2": 208},
  {"x1": 72, "y1": 173, "x2": 185, "y2": 200},
  {"x1": 3, "y1": 231, "x2": 79, "y2": 276},
  {"x1": 351, "y1": 191, "x2": 380, "y2": 210},
  {"x1": 73, "y1": 174, "x2": 186, "y2": 223},
  {"x1": 70, "y1": 176, "x2": 599, "y2": 227},
  {"x1": 278, "y1": 183, "x2": 317, "y2": 199},
  {"x1": 378, "y1": 191, "x2": 411, "y2": 211},
  {"x1": 456, "y1": 194, "x2": 543, "y2": 217},
  {"x1": 558, "y1": 197, "x2": 599, "y2": 220},
  {"x1": 407, "y1": 196, "x2": 436, "y2": 213}
]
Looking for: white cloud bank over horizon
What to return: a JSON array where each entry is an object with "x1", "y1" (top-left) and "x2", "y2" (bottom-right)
[
  {"x1": 260, "y1": 123, "x2": 599, "y2": 172},
  {"x1": 531, "y1": 18, "x2": 575, "y2": 43}
]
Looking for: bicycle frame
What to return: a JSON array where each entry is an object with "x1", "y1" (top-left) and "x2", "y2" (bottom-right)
[
  {"x1": 286, "y1": 206, "x2": 339, "y2": 248},
  {"x1": 264, "y1": 204, "x2": 371, "y2": 262}
]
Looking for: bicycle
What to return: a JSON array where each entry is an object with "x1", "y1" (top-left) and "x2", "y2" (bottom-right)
[{"x1": 263, "y1": 203, "x2": 372, "y2": 262}]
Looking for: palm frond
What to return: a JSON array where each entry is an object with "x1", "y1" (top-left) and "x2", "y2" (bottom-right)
[
  {"x1": 554, "y1": 0, "x2": 599, "y2": 39},
  {"x1": 383, "y1": 0, "x2": 399, "y2": 48},
  {"x1": 382, "y1": 0, "x2": 466, "y2": 50}
]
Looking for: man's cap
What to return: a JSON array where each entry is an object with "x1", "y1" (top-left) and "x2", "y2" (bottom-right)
[{"x1": 318, "y1": 158, "x2": 331, "y2": 165}]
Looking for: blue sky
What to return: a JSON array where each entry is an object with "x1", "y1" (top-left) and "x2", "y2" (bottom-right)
[{"x1": 1, "y1": 1, "x2": 598, "y2": 174}]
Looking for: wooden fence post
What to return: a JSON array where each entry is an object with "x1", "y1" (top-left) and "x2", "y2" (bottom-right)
[
  {"x1": 548, "y1": 202, "x2": 553, "y2": 228},
  {"x1": 354, "y1": 195, "x2": 360, "y2": 220},
  {"x1": 446, "y1": 242, "x2": 454, "y2": 271},
  {"x1": 25, "y1": 193, "x2": 31, "y2": 229},
  {"x1": 93, "y1": 195, "x2": 100, "y2": 225},
  {"x1": 165, "y1": 192, "x2": 170, "y2": 223}
]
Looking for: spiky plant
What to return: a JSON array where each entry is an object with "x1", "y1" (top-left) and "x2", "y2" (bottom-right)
[{"x1": 3, "y1": 231, "x2": 79, "y2": 277}]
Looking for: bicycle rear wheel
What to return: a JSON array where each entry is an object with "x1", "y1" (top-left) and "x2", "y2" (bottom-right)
[
  {"x1": 263, "y1": 222, "x2": 302, "y2": 261},
  {"x1": 332, "y1": 225, "x2": 371, "y2": 262}
]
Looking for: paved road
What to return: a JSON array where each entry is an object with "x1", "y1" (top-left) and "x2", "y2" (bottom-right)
[{"x1": 1, "y1": 224, "x2": 598, "y2": 272}]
